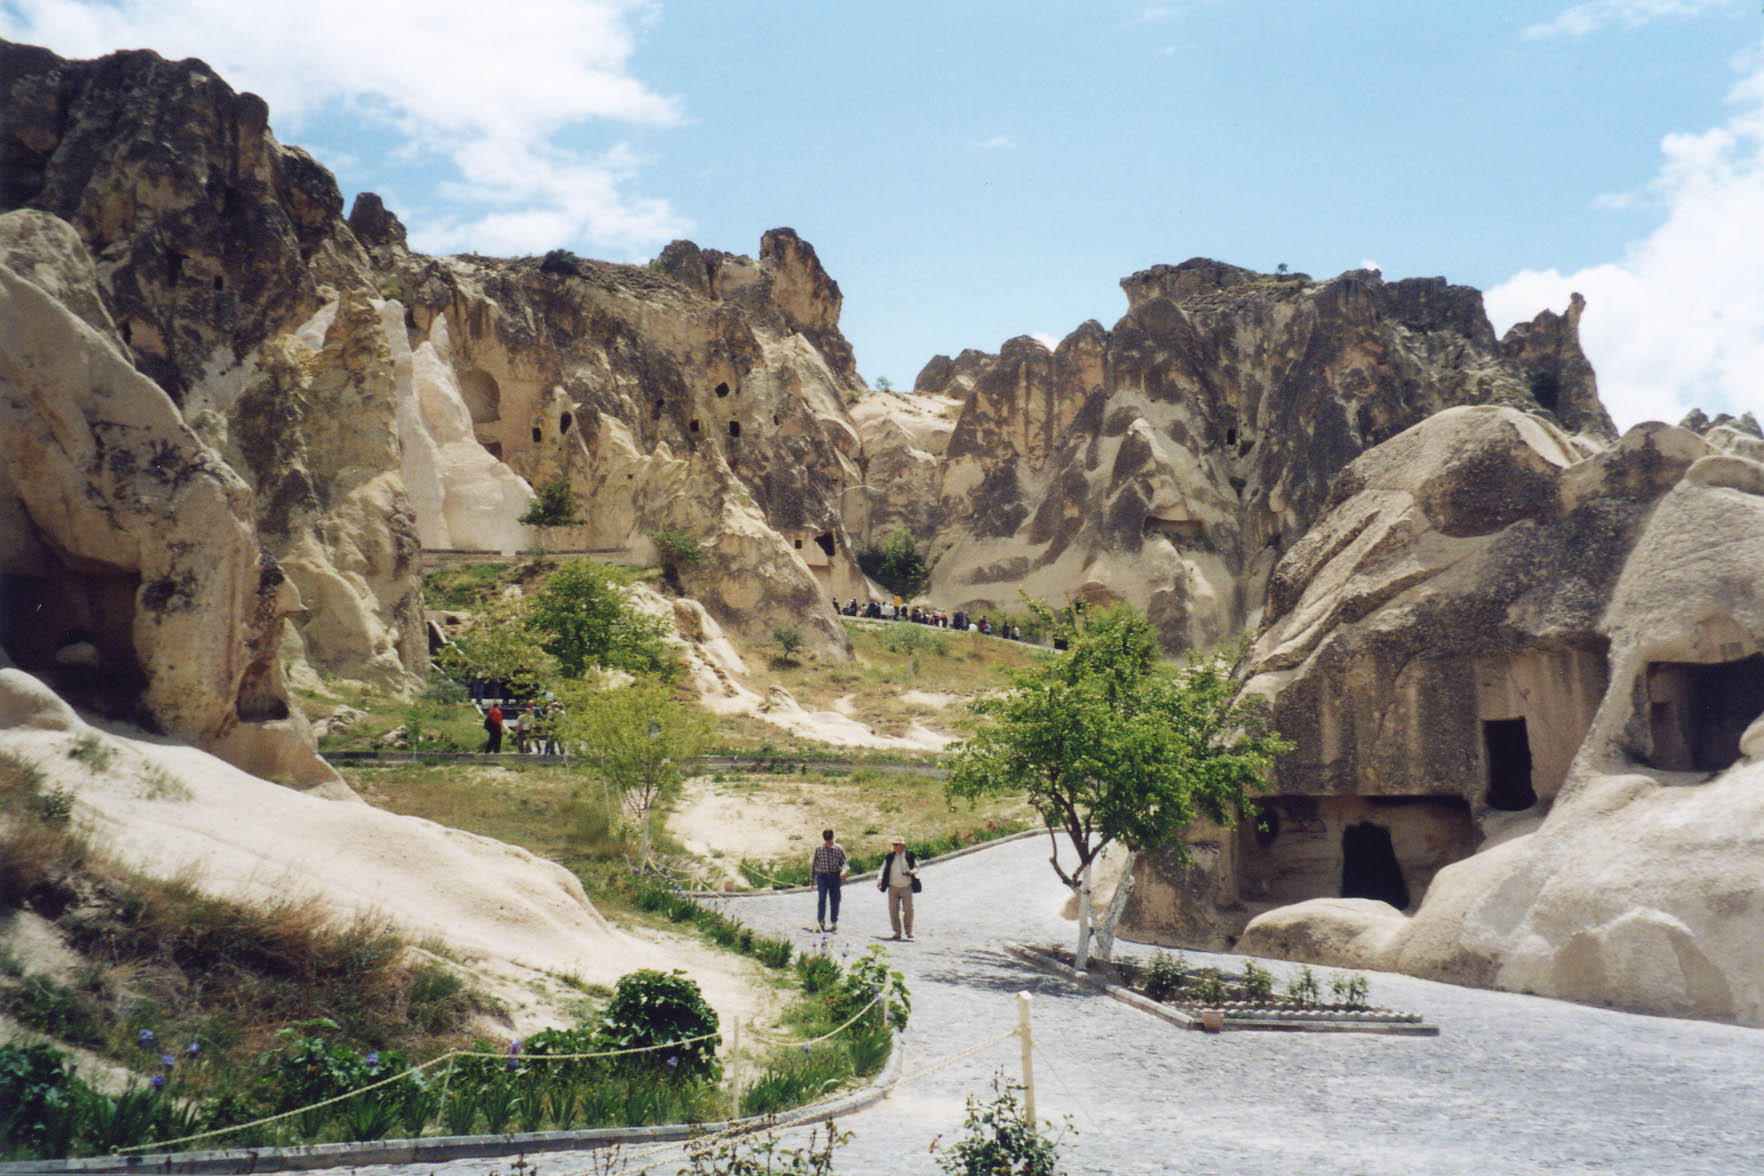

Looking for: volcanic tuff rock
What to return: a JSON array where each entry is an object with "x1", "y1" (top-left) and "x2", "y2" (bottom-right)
[
  {"x1": 0, "y1": 40, "x2": 374, "y2": 404},
  {"x1": 0, "y1": 218, "x2": 332, "y2": 787},
  {"x1": 217, "y1": 289, "x2": 426, "y2": 691},
  {"x1": 1, "y1": 40, "x2": 875, "y2": 675},
  {"x1": 883, "y1": 261, "x2": 1614, "y2": 650},
  {"x1": 1121, "y1": 403, "x2": 1764, "y2": 1024}
]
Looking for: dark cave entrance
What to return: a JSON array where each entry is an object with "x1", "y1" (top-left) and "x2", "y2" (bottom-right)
[
  {"x1": 1341, "y1": 822, "x2": 1410, "y2": 909},
  {"x1": 1483, "y1": 718, "x2": 1537, "y2": 811},
  {"x1": 814, "y1": 531, "x2": 836, "y2": 558},
  {"x1": 2, "y1": 571, "x2": 148, "y2": 717},
  {"x1": 1647, "y1": 655, "x2": 1764, "y2": 772},
  {"x1": 1530, "y1": 372, "x2": 1562, "y2": 412}
]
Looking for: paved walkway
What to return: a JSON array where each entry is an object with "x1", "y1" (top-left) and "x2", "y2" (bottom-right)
[{"x1": 326, "y1": 837, "x2": 1764, "y2": 1175}]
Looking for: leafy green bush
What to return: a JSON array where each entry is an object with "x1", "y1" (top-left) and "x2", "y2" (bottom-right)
[
  {"x1": 857, "y1": 530, "x2": 928, "y2": 599},
  {"x1": 0, "y1": 1041, "x2": 83, "y2": 1156},
  {"x1": 1192, "y1": 973, "x2": 1227, "y2": 1006},
  {"x1": 832, "y1": 946, "x2": 909, "y2": 1034},
  {"x1": 1286, "y1": 966, "x2": 1321, "y2": 1006},
  {"x1": 520, "y1": 478, "x2": 581, "y2": 527},
  {"x1": 540, "y1": 249, "x2": 580, "y2": 276},
  {"x1": 1331, "y1": 972, "x2": 1371, "y2": 1008},
  {"x1": 1240, "y1": 960, "x2": 1275, "y2": 1003},
  {"x1": 527, "y1": 558, "x2": 676, "y2": 680},
  {"x1": 796, "y1": 950, "x2": 840, "y2": 994},
  {"x1": 1141, "y1": 950, "x2": 1187, "y2": 1002},
  {"x1": 934, "y1": 1071, "x2": 1068, "y2": 1176},
  {"x1": 596, "y1": 970, "x2": 719, "y2": 1080}
]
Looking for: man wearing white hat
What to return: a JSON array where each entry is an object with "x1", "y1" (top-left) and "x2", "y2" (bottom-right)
[{"x1": 877, "y1": 836, "x2": 920, "y2": 940}]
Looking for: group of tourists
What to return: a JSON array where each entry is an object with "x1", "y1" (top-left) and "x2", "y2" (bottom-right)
[
  {"x1": 809, "y1": 828, "x2": 922, "y2": 940},
  {"x1": 475, "y1": 700, "x2": 564, "y2": 755},
  {"x1": 835, "y1": 598, "x2": 1026, "y2": 640}
]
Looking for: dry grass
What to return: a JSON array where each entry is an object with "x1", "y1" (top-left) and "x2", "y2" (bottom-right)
[
  {"x1": 715, "y1": 619, "x2": 1048, "y2": 748},
  {"x1": 0, "y1": 749, "x2": 490, "y2": 1076}
]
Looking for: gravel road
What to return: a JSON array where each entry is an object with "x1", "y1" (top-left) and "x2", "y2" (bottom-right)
[{"x1": 322, "y1": 835, "x2": 1764, "y2": 1175}]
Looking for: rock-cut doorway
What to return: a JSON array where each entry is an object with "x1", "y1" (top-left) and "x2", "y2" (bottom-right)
[{"x1": 1341, "y1": 821, "x2": 1410, "y2": 909}]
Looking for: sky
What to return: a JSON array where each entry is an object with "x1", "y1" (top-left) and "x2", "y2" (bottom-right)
[{"x1": 3, "y1": 0, "x2": 1761, "y2": 429}]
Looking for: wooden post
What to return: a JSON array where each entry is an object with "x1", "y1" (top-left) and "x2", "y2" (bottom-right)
[
  {"x1": 1017, "y1": 992, "x2": 1036, "y2": 1130},
  {"x1": 730, "y1": 1018, "x2": 742, "y2": 1106}
]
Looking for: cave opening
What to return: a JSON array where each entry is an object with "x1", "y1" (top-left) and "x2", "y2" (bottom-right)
[
  {"x1": 1647, "y1": 655, "x2": 1764, "y2": 772},
  {"x1": 652, "y1": 399, "x2": 663, "y2": 420},
  {"x1": 1483, "y1": 718, "x2": 1537, "y2": 810},
  {"x1": 1225, "y1": 427, "x2": 1237, "y2": 447},
  {"x1": 728, "y1": 421, "x2": 741, "y2": 438},
  {"x1": 716, "y1": 382, "x2": 730, "y2": 398},
  {"x1": 120, "y1": 320, "x2": 132, "y2": 345},
  {"x1": 1531, "y1": 372, "x2": 1562, "y2": 412},
  {"x1": 689, "y1": 419, "x2": 700, "y2": 433},
  {"x1": 1341, "y1": 822, "x2": 1410, "y2": 909},
  {"x1": 2, "y1": 571, "x2": 147, "y2": 717},
  {"x1": 531, "y1": 426, "x2": 542, "y2": 443},
  {"x1": 461, "y1": 369, "x2": 501, "y2": 424},
  {"x1": 560, "y1": 412, "x2": 572, "y2": 435},
  {"x1": 814, "y1": 532, "x2": 836, "y2": 557},
  {"x1": 213, "y1": 274, "x2": 224, "y2": 291}
]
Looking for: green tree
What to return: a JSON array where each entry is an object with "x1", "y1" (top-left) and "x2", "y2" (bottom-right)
[
  {"x1": 555, "y1": 678, "x2": 712, "y2": 858},
  {"x1": 525, "y1": 559, "x2": 677, "y2": 680},
  {"x1": 857, "y1": 530, "x2": 929, "y2": 599},
  {"x1": 771, "y1": 625, "x2": 804, "y2": 663},
  {"x1": 435, "y1": 599, "x2": 558, "y2": 695},
  {"x1": 646, "y1": 528, "x2": 704, "y2": 591},
  {"x1": 947, "y1": 605, "x2": 1289, "y2": 969},
  {"x1": 519, "y1": 477, "x2": 581, "y2": 528}
]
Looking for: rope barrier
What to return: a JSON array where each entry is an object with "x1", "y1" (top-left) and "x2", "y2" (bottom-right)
[
  {"x1": 745, "y1": 993, "x2": 885, "y2": 1048},
  {"x1": 1030, "y1": 1041, "x2": 1105, "y2": 1132},
  {"x1": 114, "y1": 1028, "x2": 727, "y2": 1155}
]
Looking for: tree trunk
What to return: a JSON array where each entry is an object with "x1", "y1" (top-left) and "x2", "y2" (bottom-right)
[
  {"x1": 1073, "y1": 859, "x2": 1094, "y2": 972},
  {"x1": 1092, "y1": 852, "x2": 1138, "y2": 965}
]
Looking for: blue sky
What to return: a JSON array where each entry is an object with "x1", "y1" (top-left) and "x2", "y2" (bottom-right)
[{"x1": 5, "y1": 0, "x2": 1761, "y2": 426}]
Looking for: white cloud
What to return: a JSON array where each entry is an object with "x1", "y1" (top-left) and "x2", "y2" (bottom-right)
[
  {"x1": 1522, "y1": 0, "x2": 1730, "y2": 40},
  {"x1": 977, "y1": 135, "x2": 1015, "y2": 151},
  {"x1": 1485, "y1": 49, "x2": 1764, "y2": 429},
  {"x1": 0, "y1": 0, "x2": 689, "y2": 254},
  {"x1": 1028, "y1": 331, "x2": 1062, "y2": 351}
]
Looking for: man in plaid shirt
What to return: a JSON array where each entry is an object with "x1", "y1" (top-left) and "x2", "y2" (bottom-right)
[{"x1": 810, "y1": 828, "x2": 848, "y2": 931}]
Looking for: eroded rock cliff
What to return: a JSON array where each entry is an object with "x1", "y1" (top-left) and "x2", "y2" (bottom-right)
[{"x1": 872, "y1": 261, "x2": 1614, "y2": 650}]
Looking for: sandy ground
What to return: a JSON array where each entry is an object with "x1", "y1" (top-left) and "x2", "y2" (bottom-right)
[{"x1": 0, "y1": 669, "x2": 774, "y2": 1040}]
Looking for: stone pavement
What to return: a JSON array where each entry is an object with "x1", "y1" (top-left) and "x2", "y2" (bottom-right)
[{"x1": 318, "y1": 836, "x2": 1764, "y2": 1175}]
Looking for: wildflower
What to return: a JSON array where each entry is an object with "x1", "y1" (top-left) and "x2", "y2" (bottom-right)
[
  {"x1": 160, "y1": 1054, "x2": 176, "y2": 1070},
  {"x1": 137, "y1": 1029, "x2": 156, "y2": 1047},
  {"x1": 366, "y1": 1051, "x2": 380, "y2": 1067},
  {"x1": 666, "y1": 1056, "x2": 678, "y2": 1069},
  {"x1": 151, "y1": 1074, "x2": 165, "y2": 1090},
  {"x1": 509, "y1": 1038, "x2": 523, "y2": 1054},
  {"x1": 186, "y1": 1041, "x2": 201, "y2": 1057}
]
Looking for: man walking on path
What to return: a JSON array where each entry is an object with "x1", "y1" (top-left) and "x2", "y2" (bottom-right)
[
  {"x1": 878, "y1": 836, "x2": 919, "y2": 940},
  {"x1": 810, "y1": 828, "x2": 847, "y2": 932},
  {"x1": 482, "y1": 703, "x2": 504, "y2": 754}
]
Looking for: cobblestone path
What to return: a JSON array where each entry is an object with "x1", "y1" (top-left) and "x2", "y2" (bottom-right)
[{"x1": 330, "y1": 836, "x2": 1764, "y2": 1175}]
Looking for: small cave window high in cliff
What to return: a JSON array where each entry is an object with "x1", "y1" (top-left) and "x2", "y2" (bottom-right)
[
  {"x1": 728, "y1": 421, "x2": 741, "y2": 438},
  {"x1": 1341, "y1": 822, "x2": 1410, "y2": 909},
  {"x1": 560, "y1": 412, "x2": 572, "y2": 435},
  {"x1": 716, "y1": 382, "x2": 730, "y2": 398},
  {"x1": 1482, "y1": 718, "x2": 1537, "y2": 811},
  {"x1": 1646, "y1": 655, "x2": 1764, "y2": 772}
]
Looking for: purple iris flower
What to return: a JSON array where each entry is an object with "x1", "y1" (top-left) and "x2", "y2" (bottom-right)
[
  {"x1": 151, "y1": 1074, "x2": 165, "y2": 1090},
  {"x1": 666, "y1": 1056, "x2": 678, "y2": 1069},
  {"x1": 160, "y1": 1054, "x2": 176, "y2": 1070},
  {"x1": 137, "y1": 1029, "x2": 155, "y2": 1047},
  {"x1": 186, "y1": 1042, "x2": 201, "y2": 1057}
]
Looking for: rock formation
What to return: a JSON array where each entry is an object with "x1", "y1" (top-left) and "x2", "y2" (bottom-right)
[
  {"x1": 0, "y1": 212, "x2": 332, "y2": 787},
  {"x1": 873, "y1": 262, "x2": 1614, "y2": 650},
  {"x1": 1111, "y1": 403, "x2": 1764, "y2": 1024}
]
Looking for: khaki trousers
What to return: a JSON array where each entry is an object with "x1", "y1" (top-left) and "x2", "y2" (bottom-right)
[{"x1": 887, "y1": 885, "x2": 914, "y2": 937}]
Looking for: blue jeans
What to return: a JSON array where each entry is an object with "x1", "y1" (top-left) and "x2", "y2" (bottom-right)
[{"x1": 816, "y1": 874, "x2": 842, "y2": 926}]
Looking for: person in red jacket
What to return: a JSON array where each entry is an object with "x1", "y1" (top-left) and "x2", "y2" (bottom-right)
[{"x1": 482, "y1": 703, "x2": 504, "y2": 753}]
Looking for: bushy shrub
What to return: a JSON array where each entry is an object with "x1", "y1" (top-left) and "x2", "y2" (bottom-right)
[
  {"x1": 832, "y1": 946, "x2": 909, "y2": 1034},
  {"x1": 1286, "y1": 966, "x2": 1321, "y2": 1006},
  {"x1": 520, "y1": 477, "x2": 581, "y2": 527},
  {"x1": 1240, "y1": 960, "x2": 1275, "y2": 1003},
  {"x1": 596, "y1": 969, "x2": 719, "y2": 1081},
  {"x1": 1331, "y1": 972, "x2": 1371, "y2": 1008},
  {"x1": 857, "y1": 530, "x2": 928, "y2": 599},
  {"x1": 1141, "y1": 950, "x2": 1187, "y2": 1002},
  {"x1": 0, "y1": 1041, "x2": 82, "y2": 1156},
  {"x1": 934, "y1": 1071, "x2": 1068, "y2": 1176}
]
